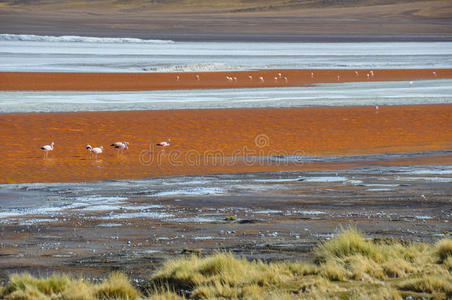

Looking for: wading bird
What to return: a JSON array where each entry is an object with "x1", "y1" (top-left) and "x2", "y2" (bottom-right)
[
  {"x1": 86, "y1": 145, "x2": 103, "y2": 159},
  {"x1": 40, "y1": 142, "x2": 54, "y2": 159},
  {"x1": 157, "y1": 139, "x2": 171, "y2": 147},
  {"x1": 111, "y1": 141, "x2": 129, "y2": 154}
]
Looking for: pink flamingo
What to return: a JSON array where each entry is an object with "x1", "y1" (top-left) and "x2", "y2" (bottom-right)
[
  {"x1": 86, "y1": 145, "x2": 103, "y2": 159},
  {"x1": 40, "y1": 141, "x2": 54, "y2": 159},
  {"x1": 157, "y1": 139, "x2": 171, "y2": 147},
  {"x1": 111, "y1": 141, "x2": 129, "y2": 155}
]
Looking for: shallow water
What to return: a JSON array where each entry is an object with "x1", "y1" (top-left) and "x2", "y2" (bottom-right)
[{"x1": 1, "y1": 164, "x2": 451, "y2": 225}]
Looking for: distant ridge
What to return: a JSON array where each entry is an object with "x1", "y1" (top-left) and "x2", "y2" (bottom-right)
[{"x1": 0, "y1": 0, "x2": 451, "y2": 42}]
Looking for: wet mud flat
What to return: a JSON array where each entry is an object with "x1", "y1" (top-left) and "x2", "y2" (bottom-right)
[{"x1": 0, "y1": 165, "x2": 451, "y2": 287}]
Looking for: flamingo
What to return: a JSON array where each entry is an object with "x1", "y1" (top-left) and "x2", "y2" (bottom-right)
[
  {"x1": 354, "y1": 71, "x2": 359, "y2": 76},
  {"x1": 157, "y1": 139, "x2": 171, "y2": 147},
  {"x1": 283, "y1": 76, "x2": 288, "y2": 83},
  {"x1": 86, "y1": 144, "x2": 93, "y2": 158},
  {"x1": 311, "y1": 72, "x2": 314, "y2": 79},
  {"x1": 369, "y1": 70, "x2": 374, "y2": 77},
  {"x1": 337, "y1": 75, "x2": 340, "y2": 81},
  {"x1": 259, "y1": 76, "x2": 264, "y2": 82},
  {"x1": 86, "y1": 145, "x2": 103, "y2": 159},
  {"x1": 248, "y1": 75, "x2": 253, "y2": 80},
  {"x1": 274, "y1": 76, "x2": 278, "y2": 82},
  {"x1": 366, "y1": 73, "x2": 370, "y2": 80},
  {"x1": 40, "y1": 141, "x2": 54, "y2": 159},
  {"x1": 195, "y1": 74, "x2": 200, "y2": 81},
  {"x1": 111, "y1": 141, "x2": 129, "y2": 154},
  {"x1": 278, "y1": 72, "x2": 282, "y2": 78},
  {"x1": 433, "y1": 71, "x2": 437, "y2": 77},
  {"x1": 176, "y1": 75, "x2": 180, "y2": 81},
  {"x1": 233, "y1": 77, "x2": 238, "y2": 82}
]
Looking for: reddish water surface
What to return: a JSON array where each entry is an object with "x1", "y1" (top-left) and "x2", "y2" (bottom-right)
[{"x1": 1, "y1": 104, "x2": 452, "y2": 183}]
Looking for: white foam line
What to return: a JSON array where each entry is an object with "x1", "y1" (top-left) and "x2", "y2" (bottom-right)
[
  {"x1": 98, "y1": 212, "x2": 174, "y2": 220},
  {"x1": 254, "y1": 210, "x2": 282, "y2": 214},
  {"x1": 0, "y1": 34, "x2": 174, "y2": 44},
  {"x1": 402, "y1": 177, "x2": 452, "y2": 182},
  {"x1": 299, "y1": 176, "x2": 348, "y2": 182}
]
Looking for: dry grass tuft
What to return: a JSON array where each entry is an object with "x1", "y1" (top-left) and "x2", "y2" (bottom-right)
[
  {"x1": 315, "y1": 227, "x2": 380, "y2": 263},
  {"x1": 396, "y1": 274, "x2": 452, "y2": 295},
  {"x1": 435, "y1": 238, "x2": 452, "y2": 263},
  {"x1": 224, "y1": 215, "x2": 237, "y2": 221},
  {"x1": 444, "y1": 256, "x2": 452, "y2": 271},
  {"x1": 1, "y1": 273, "x2": 95, "y2": 299},
  {"x1": 94, "y1": 272, "x2": 138, "y2": 300}
]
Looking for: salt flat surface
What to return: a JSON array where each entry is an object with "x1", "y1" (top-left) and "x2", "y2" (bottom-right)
[
  {"x1": 1, "y1": 79, "x2": 451, "y2": 113},
  {"x1": 1, "y1": 35, "x2": 451, "y2": 72}
]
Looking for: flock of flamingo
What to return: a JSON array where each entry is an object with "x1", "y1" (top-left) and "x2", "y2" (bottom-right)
[
  {"x1": 186, "y1": 70, "x2": 380, "y2": 84},
  {"x1": 40, "y1": 139, "x2": 171, "y2": 159},
  {"x1": 187, "y1": 70, "x2": 436, "y2": 84}
]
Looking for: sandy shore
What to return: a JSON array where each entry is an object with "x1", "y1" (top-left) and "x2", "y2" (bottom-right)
[
  {"x1": 1, "y1": 104, "x2": 452, "y2": 184},
  {"x1": 1, "y1": 69, "x2": 451, "y2": 91}
]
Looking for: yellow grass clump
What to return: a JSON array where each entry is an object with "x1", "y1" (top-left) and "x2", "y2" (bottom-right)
[
  {"x1": 315, "y1": 227, "x2": 381, "y2": 262},
  {"x1": 94, "y1": 272, "x2": 138, "y2": 300},
  {"x1": 1, "y1": 228, "x2": 451, "y2": 299},
  {"x1": 435, "y1": 238, "x2": 452, "y2": 263}
]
